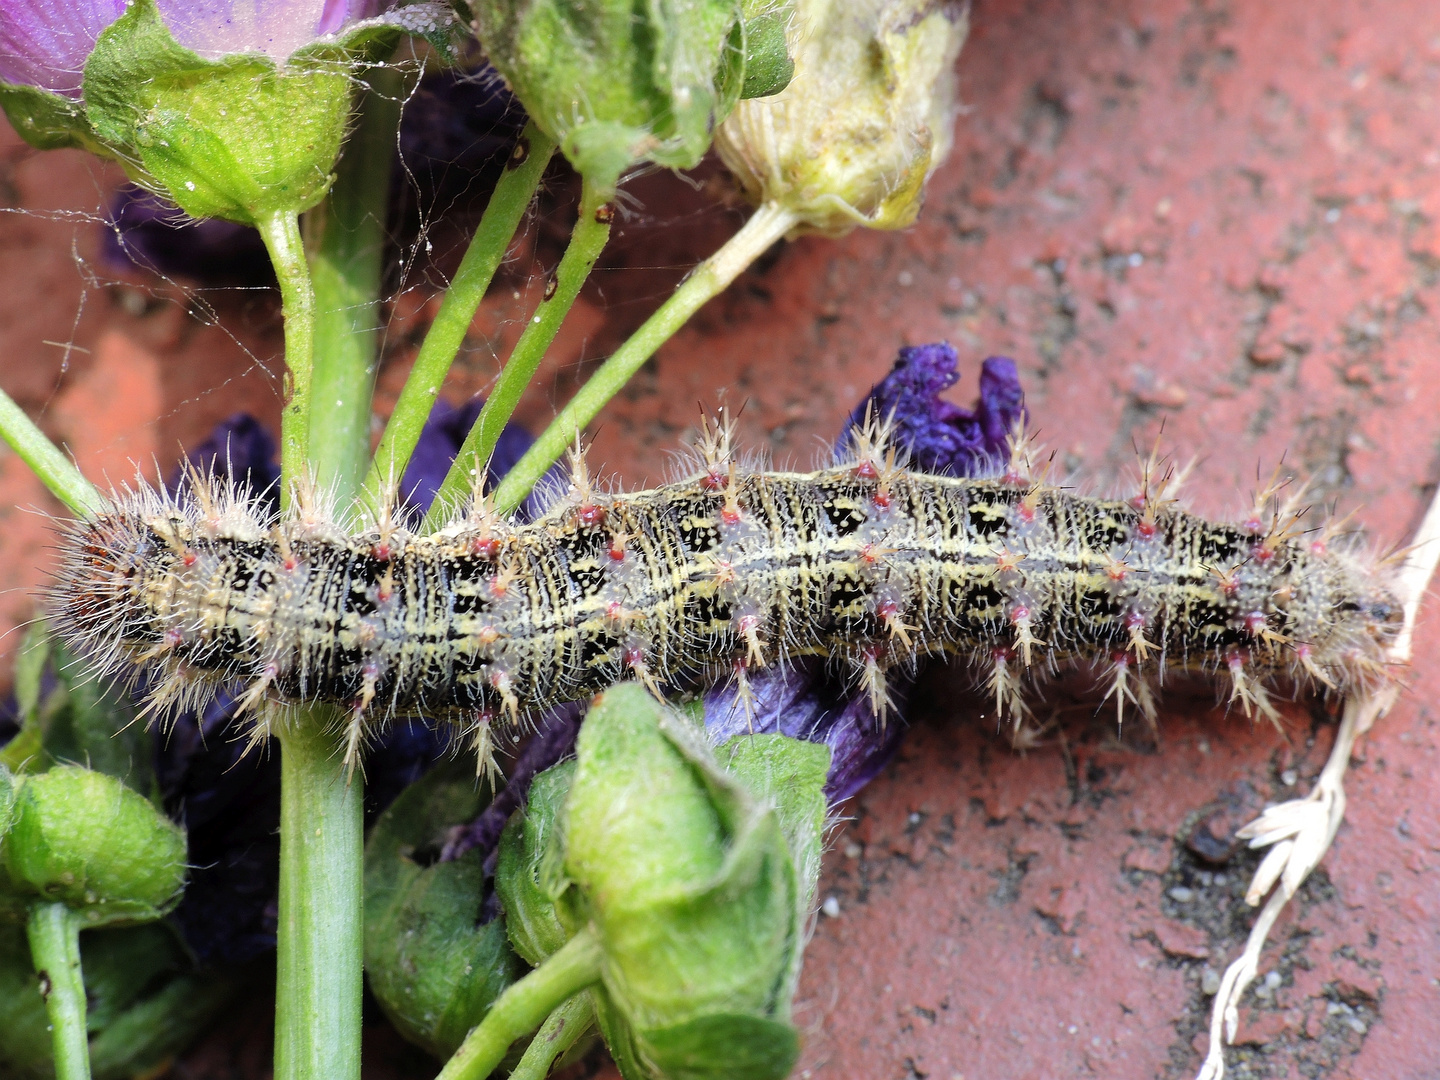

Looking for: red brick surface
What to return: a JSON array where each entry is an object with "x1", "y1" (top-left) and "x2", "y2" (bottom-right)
[{"x1": 1, "y1": 1, "x2": 1438, "y2": 1078}]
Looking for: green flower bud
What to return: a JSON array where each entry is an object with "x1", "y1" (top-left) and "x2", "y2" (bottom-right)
[
  {"x1": 471, "y1": 0, "x2": 791, "y2": 195},
  {"x1": 364, "y1": 761, "x2": 523, "y2": 1059},
  {"x1": 2, "y1": 767, "x2": 186, "y2": 927},
  {"x1": 715, "y1": 0, "x2": 969, "y2": 235},
  {"x1": 559, "y1": 684, "x2": 827, "y2": 1080},
  {"x1": 495, "y1": 760, "x2": 578, "y2": 967},
  {"x1": 81, "y1": 0, "x2": 352, "y2": 224}
]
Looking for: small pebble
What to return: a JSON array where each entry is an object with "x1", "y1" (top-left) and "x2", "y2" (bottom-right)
[
  {"x1": 821, "y1": 896, "x2": 841, "y2": 918},
  {"x1": 908, "y1": 812, "x2": 922, "y2": 826},
  {"x1": 1263, "y1": 971, "x2": 1282, "y2": 990},
  {"x1": 1168, "y1": 886, "x2": 1195, "y2": 903},
  {"x1": 1281, "y1": 769, "x2": 1298, "y2": 787},
  {"x1": 1202, "y1": 969, "x2": 1222, "y2": 995},
  {"x1": 844, "y1": 842, "x2": 863, "y2": 859}
]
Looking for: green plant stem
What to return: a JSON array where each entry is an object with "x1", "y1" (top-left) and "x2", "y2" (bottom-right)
[
  {"x1": 304, "y1": 64, "x2": 407, "y2": 511},
  {"x1": 362, "y1": 121, "x2": 556, "y2": 510},
  {"x1": 273, "y1": 717, "x2": 365, "y2": 1080},
  {"x1": 27, "y1": 902, "x2": 90, "y2": 1080},
  {"x1": 0, "y1": 388, "x2": 102, "y2": 516},
  {"x1": 437, "y1": 928, "x2": 604, "y2": 1080},
  {"x1": 507, "y1": 993, "x2": 595, "y2": 1080},
  {"x1": 489, "y1": 201, "x2": 799, "y2": 515},
  {"x1": 256, "y1": 210, "x2": 317, "y2": 509},
  {"x1": 424, "y1": 177, "x2": 613, "y2": 529}
]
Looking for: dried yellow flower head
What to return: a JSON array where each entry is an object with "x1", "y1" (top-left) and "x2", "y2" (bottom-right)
[{"x1": 715, "y1": 0, "x2": 969, "y2": 236}]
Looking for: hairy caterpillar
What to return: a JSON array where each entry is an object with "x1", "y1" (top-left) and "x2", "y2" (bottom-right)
[{"x1": 52, "y1": 414, "x2": 1403, "y2": 773}]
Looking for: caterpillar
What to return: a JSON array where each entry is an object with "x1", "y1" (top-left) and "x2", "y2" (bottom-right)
[{"x1": 51, "y1": 413, "x2": 1403, "y2": 774}]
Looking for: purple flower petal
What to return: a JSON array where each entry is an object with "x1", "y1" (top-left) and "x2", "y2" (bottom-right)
[
  {"x1": 104, "y1": 186, "x2": 275, "y2": 286},
  {"x1": 399, "y1": 398, "x2": 530, "y2": 518},
  {"x1": 703, "y1": 661, "x2": 908, "y2": 802},
  {"x1": 709, "y1": 343, "x2": 1030, "y2": 803},
  {"x1": 843, "y1": 343, "x2": 1028, "y2": 477},
  {"x1": 0, "y1": 0, "x2": 395, "y2": 97},
  {"x1": 166, "y1": 412, "x2": 281, "y2": 514},
  {"x1": 0, "y1": 0, "x2": 126, "y2": 97}
]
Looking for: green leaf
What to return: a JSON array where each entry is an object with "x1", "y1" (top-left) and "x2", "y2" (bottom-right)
[
  {"x1": 297, "y1": 2, "x2": 465, "y2": 64},
  {"x1": 364, "y1": 760, "x2": 522, "y2": 1059},
  {"x1": 717, "y1": 733, "x2": 828, "y2": 1008},
  {"x1": 135, "y1": 60, "x2": 350, "y2": 220},
  {"x1": 562, "y1": 684, "x2": 801, "y2": 1047},
  {"x1": 473, "y1": 0, "x2": 742, "y2": 193},
  {"x1": 82, "y1": 0, "x2": 209, "y2": 150},
  {"x1": 0, "y1": 83, "x2": 104, "y2": 153},
  {"x1": 718, "y1": 734, "x2": 828, "y2": 903},
  {"x1": 0, "y1": 768, "x2": 13, "y2": 842},
  {"x1": 642, "y1": 1013, "x2": 800, "y2": 1080},
  {"x1": 738, "y1": 11, "x2": 794, "y2": 99}
]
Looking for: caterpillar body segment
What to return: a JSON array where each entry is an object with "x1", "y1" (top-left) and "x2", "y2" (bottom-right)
[{"x1": 53, "y1": 451, "x2": 1403, "y2": 760}]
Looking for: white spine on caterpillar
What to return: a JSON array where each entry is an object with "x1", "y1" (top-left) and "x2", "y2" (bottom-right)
[{"x1": 51, "y1": 423, "x2": 1404, "y2": 774}]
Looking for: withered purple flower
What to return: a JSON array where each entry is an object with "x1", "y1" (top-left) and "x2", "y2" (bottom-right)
[
  {"x1": 707, "y1": 344, "x2": 1029, "y2": 803},
  {"x1": 845, "y1": 341, "x2": 1027, "y2": 477}
]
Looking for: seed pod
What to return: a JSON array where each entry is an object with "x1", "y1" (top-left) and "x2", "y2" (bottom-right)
[{"x1": 716, "y1": 0, "x2": 970, "y2": 235}]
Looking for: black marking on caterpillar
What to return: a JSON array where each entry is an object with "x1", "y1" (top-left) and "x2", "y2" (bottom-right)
[{"x1": 51, "y1": 417, "x2": 1404, "y2": 773}]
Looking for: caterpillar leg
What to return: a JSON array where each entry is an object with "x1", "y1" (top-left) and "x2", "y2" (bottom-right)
[
  {"x1": 341, "y1": 661, "x2": 381, "y2": 780},
  {"x1": 625, "y1": 645, "x2": 667, "y2": 703}
]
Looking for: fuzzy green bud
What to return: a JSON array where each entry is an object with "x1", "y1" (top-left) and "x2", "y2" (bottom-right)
[
  {"x1": 2, "y1": 766, "x2": 186, "y2": 927},
  {"x1": 715, "y1": 0, "x2": 969, "y2": 235},
  {"x1": 495, "y1": 760, "x2": 577, "y2": 967},
  {"x1": 471, "y1": 0, "x2": 791, "y2": 195},
  {"x1": 80, "y1": 0, "x2": 352, "y2": 224},
  {"x1": 560, "y1": 684, "x2": 827, "y2": 1079},
  {"x1": 364, "y1": 761, "x2": 522, "y2": 1059}
]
